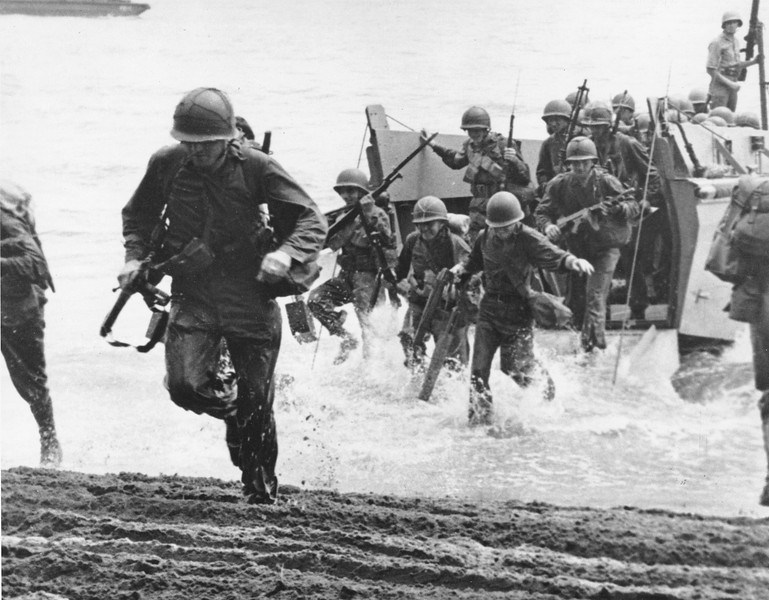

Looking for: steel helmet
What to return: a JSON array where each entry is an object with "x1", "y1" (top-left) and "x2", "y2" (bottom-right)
[
  {"x1": 565, "y1": 136, "x2": 598, "y2": 161},
  {"x1": 170, "y1": 87, "x2": 238, "y2": 142},
  {"x1": 333, "y1": 168, "x2": 370, "y2": 194},
  {"x1": 704, "y1": 115, "x2": 729, "y2": 128},
  {"x1": 665, "y1": 108, "x2": 683, "y2": 123},
  {"x1": 565, "y1": 91, "x2": 588, "y2": 108},
  {"x1": 581, "y1": 101, "x2": 613, "y2": 126},
  {"x1": 542, "y1": 99, "x2": 572, "y2": 121},
  {"x1": 688, "y1": 88, "x2": 708, "y2": 105},
  {"x1": 692, "y1": 113, "x2": 709, "y2": 124},
  {"x1": 460, "y1": 106, "x2": 491, "y2": 130},
  {"x1": 708, "y1": 106, "x2": 735, "y2": 125},
  {"x1": 611, "y1": 93, "x2": 635, "y2": 111},
  {"x1": 485, "y1": 192, "x2": 524, "y2": 227},
  {"x1": 678, "y1": 98, "x2": 695, "y2": 117},
  {"x1": 721, "y1": 11, "x2": 743, "y2": 27},
  {"x1": 735, "y1": 111, "x2": 760, "y2": 128},
  {"x1": 634, "y1": 113, "x2": 651, "y2": 132},
  {"x1": 412, "y1": 195, "x2": 448, "y2": 223}
]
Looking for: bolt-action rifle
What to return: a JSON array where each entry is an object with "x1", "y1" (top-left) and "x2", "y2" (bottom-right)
[
  {"x1": 559, "y1": 79, "x2": 589, "y2": 165},
  {"x1": 674, "y1": 121, "x2": 706, "y2": 177},
  {"x1": 612, "y1": 90, "x2": 628, "y2": 135},
  {"x1": 405, "y1": 268, "x2": 453, "y2": 367},
  {"x1": 739, "y1": 0, "x2": 760, "y2": 82}
]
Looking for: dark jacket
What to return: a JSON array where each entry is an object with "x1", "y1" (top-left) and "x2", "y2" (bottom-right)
[
  {"x1": 536, "y1": 131, "x2": 568, "y2": 188},
  {"x1": 327, "y1": 204, "x2": 392, "y2": 273},
  {"x1": 594, "y1": 131, "x2": 662, "y2": 204}
]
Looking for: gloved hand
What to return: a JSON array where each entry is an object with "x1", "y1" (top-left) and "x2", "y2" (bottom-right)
[
  {"x1": 257, "y1": 250, "x2": 292, "y2": 283},
  {"x1": 396, "y1": 279, "x2": 411, "y2": 297},
  {"x1": 359, "y1": 193, "x2": 375, "y2": 216},
  {"x1": 118, "y1": 259, "x2": 145, "y2": 291},
  {"x1": 450, "y1": 263, "x2": 466, "y2": 277},
  {"x1": 544, "y1": 224, "x2": 561, "y2": 241}
]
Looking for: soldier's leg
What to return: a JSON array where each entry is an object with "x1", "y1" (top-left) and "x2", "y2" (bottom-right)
[
  {"x1": 430, "y1": 308, "x2": 470, "y2": 368},
  {"x1": 499, "y1": 324, "x2": 555, "y2": 402},
  {"x1": 581, "y1": 248, "x2": 620, "y2": 351},
  {"x1": 469, "y1": 303, "x2": 502, "y2": 425},
  {"x1": 226, "y1": 299, "x2": 282, "y2": 505},
  {"x1": 1, "y1": 308, "x2": 61, "y2": 467},
  {"x1": 750, "y1": 275, "x2": 769, "y2": 505},
  {"x1": 351, "y1": 270, "x2": 383, "y2": 359},
  {"x1": 307, "y1": 276, "x2": 353, "y2": 335},
  {"x1": 401, "y1": 303, "x2": 424, "y2": 367}
]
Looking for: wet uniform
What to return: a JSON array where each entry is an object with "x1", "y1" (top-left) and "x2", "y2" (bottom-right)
[{"x1": 122, "y1": 141, "x2": 326, "y2": 504}]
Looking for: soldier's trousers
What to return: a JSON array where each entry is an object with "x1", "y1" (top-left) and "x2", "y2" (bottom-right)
[
  {"x1": 1, "y1": 307, "x2": 55, "y2": 432},
  {"x1": 749, "y1": 271, "x2": 769, "y2": 392},
  {"x1": 164, "y1": 299, "x2": 281, "y2": 501},
  {"x1": 402, "y1": 301, "x2": 469, "y2": 366}
]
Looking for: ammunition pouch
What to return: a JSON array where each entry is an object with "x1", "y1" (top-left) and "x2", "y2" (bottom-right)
[{"x1": 159, "y1": 237, "x2": 214, "y2": 278}]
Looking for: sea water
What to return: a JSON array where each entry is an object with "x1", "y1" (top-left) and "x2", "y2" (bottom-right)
[{"x1": 1, "y1": 0, "x2": 766, "y2": 516}]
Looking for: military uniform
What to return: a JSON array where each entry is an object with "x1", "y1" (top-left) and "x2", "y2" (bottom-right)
[
  {"x1": 536, "y1": 167, "x2": 639, "y2": 351},
  {"x1": 535, "y1": 130, "x2": 568, "y2": 194},
  {"x1": 123, "y1": 141, "x2": 326, "y2": 504},
  {"x1": 1, "y1": 182, "x2": 61, "y2": 467},
  {"x1": 462, "y1": 224, "x2": 577, "y2": 423},
  {"x1": 707, "y1": 31, "x2": 742, "y2": 111},
  {"x1": 395, "y1": 226, "x2": 471, "y2": 365}
]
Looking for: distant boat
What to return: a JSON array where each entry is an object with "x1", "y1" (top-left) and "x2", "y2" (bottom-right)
[{"x1": 0, "y1": 0, "x2": 149, "y2": 16}]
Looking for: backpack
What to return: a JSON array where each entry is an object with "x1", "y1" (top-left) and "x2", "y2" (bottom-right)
[
  {"x1": 704, "y1": 176, "x2": 752, "y2": 283},
  {"x1": 732, "y1": 176, "x2": 769, "y2": 258}
]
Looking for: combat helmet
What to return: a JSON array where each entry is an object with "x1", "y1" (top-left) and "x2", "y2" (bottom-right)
[
  {"x1": 735, "y1": 111, "x2": 760, "y2": 128},
  {"x1": 461, "y1": 106, "x2": 491, "y2": 130},
  {"x1": 565, "y1": 136, "x2": 598, "y2": 161},
  {"x1": 581, "y1": 101, "x2": 613, "y2": 126},
  {"x1": 721, "y1": 11, "x2": 743, "y2": 27},
  {"x1": 485, "y1": 192, "x2": 524, "y2": 227},
  {"x1": 565, "y1": 91, "x2": 588, "y2": 108},
  {"x1": 634, "y1": 113, "x2": 651, "y2": 132},
  {"x1": 708, "y1": 106, "x2": 735, "y2": 126},
  {"x1": 542, "y1": 99, "x2": 572, "y2": 121},
  {"x1": 705, "y1": 115, "x2": 729, "y2": 128},
  {"x1": 333, "y1": 168, "x2": 370, "y2": 194},
  {"x1": 611, "y1": 93, "x2": 635, "y2": 112},
  {"x1": 171, "y1": 87, "x2": 238, "y2": 142},
  {"x1": 691, "y1": 113, "x2": 709, "y2": 124},
  {"x1": 412, "y1": 196, "x2": 448, "y2": 223}
]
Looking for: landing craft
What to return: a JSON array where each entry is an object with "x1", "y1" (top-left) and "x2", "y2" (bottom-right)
[
  {"x1": 361, "y1": 102, "x2": 769, "y2": 365},
  {"x1": 0, "y1": 0, "x2": 150, "y2": 17}
]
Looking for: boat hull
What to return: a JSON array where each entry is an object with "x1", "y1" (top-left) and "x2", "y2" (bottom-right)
[{"x1": 0, "y1": 0, "x2": 149, "y2": 16}]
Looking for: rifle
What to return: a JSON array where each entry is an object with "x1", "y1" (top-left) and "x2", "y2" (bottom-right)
[
  {"x1": 559, "y1": 79, "x2": 589, "y2": 165},
  {"x1": 507, "y1": 71, "x2": 521, "y2": 150},
  {"x1": 325, "y1": 132, "x2": 439, "y2": 244},
  {"x1": 612, "y1": 90, "x2": 628, "y2": 135},
  {"x1": 674, "y1": 121, "x2": 706, "y2": 177},
  {"x1": 555, "y1": 188, "x2": 638, "y2": 232},
  {"x1": 261, "y1": 130, "x2": 272, "y2": 154},
  {"x1": 405, "y1": 268, "x2": 452, "y2": 367},
  {"x1": 739, "y1": 0, "x2": 760, "y2": 82}
]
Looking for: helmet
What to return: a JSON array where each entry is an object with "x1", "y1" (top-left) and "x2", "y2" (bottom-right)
[
  {"x1": 721, "y1": 11, "x2": 743, "y2": 27},
  {"x1": 581, "y1": 100, "x2": 613, "y2": 126},
  {"x1": 542, "y1": 99, "x2": 572, "y2": 121},
  {"x1": 691, "y1": 113, "x2": 709, "y2": 124},
  {"x1": 565, "y1": 136, "x2": 598, "y2": 161},
  {"x1": 688, "y1": 88, "x2": 708, "y2": 105},
  {"x1": 708, "y1": 106, "x2": 735, "y2": 125},
  {"x1": 234, "y1": 115, "x2": 255, "y2": 140},
  {"x1": 678, "y1": 98, "x2": 695, "y2": 117},
  {"x1": 460, "y1": 106, "x2": 491, "y2": 130},
  {"x1": 704, "y1": 115, "x2": 728, "y2": 128},
  {"x1": 611, "y1": 93, "x2": 635, "y2": 111},
  {"x1": 333, "y1": 168, "x2": 370, "y2": 194},
  {"x1": 170, "y1": 87, "x2": 238, "y2": 142},
  {"x1": 634, "y1": 113, "x2": 651, "y2": 132},
  {"x1": 485, "y1": 192, "x2": 524, "y2": 227},
  {"x1": 735, "y1": 111, "x2": 760, "y2": 128},
  {"x1": 665, "y1": 108, "x2": 683, "y2": 123},
  {"x1": 412, "y1": 195, "x2": 448, "y2": 223},
  {"x1": 565, "y1": 91, "x2": 588, "y2": 108}
]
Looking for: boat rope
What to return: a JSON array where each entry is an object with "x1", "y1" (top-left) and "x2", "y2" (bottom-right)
[
  {"x1": 385, "y1": 113, "x2": 417, "y2": 132},
  {"x1": 356, "y1": 123, "x2": 370, "y2": 169},
  {"x1": 612, "y1": 71, "x2": 670, "y2": 384}
]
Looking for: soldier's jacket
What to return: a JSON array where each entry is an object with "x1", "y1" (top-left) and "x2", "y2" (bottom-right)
[
  {"x1": 463, "y1": 224, "x2": 575, "y2": 300},
  {"x1": 327, "y1": 203, "x2": 393, "y2": 273},
  {"x1": 122, "y1": 141, "x2": 326, "y2": 334},
  {"x1": 707, "y1": 31, "x2": 742, "y2": 81},
  {"x1": 535, "y1": 167, "x2": 640, "y2": 249},
  {"x1": 536, "y1": 131, "x2": 568, "y2": 188},
  {"x1": 594, "y1": 132, "x2": 662, "y2": 204},
  {"x1": 1, "y1": 208, "x2": 51, "y2": 327},
  {"x1": 395, "y1": 226, "x2": 470, "y2": 305}
]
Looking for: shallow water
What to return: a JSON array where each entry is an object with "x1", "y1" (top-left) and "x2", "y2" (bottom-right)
[{"x1": 1, "y1": 0, "x2": 767, "y2": 517}]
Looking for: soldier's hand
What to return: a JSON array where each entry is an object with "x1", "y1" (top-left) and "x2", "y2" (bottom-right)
[
  {"x1": 569, "y1": 257, "x2": 594, "y2": 276},
  {"x1": 503, "y1": 148, "x2": 519, "y2": 161},
  {"x1": 118, "y1": 259, "x2": 145, "y2": 291},
  {"x1": 396, "y1": 279, "x2": 411, "y2": 296},
  {"x1": 257, "y1": 250, "x2": 292, "y2": 283},
  {"x1": 420, "y1": 129, "x2": 436, "y2": 147},
  {"x1": 359, "y1": 193, "x2": 375, "y2": 216},
  {"x1": 544, "y1": 224, "x2": 561, "y2": 241},
  {"x1": 450, "y1": 263, "x2": 465, "y2": 277}
]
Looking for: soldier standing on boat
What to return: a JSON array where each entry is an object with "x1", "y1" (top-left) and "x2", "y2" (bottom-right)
[
  {"x1": 535, "y1": 137, "x2": 639, "y2": 352},
  {"x1": 307, "y1": 168, "x2": 394, "y2": 364},
  {"x1": 706, "y1": 11, "x2": 762, "y2": 111},
  {"x1": 535, "y1": 99, "x2": 572, "y2": 197},
  {"x1": 1, "y1": 181, "x2": 62, "y2": 468},
  {"x1": 452, "y1": 192, "x2": 593, "y2": 425},
  {"x1": 119, "y1": 87, "x2": 326, "y2": 504},
  {"x1": 421, "y1": 106, "x2": 534, "y2": 244},
  {"x1": 395, "y1": 196, "x2": 472, "y2": 368},
  {"x1": 582, "y1": 100, "x2": 666, "y2": 321}
]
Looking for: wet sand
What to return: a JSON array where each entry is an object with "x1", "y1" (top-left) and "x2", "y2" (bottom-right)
[{"x1": 2, "y1": 467, "x2": 768, "y2": 599}]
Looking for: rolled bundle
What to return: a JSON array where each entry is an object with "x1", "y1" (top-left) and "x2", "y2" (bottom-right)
[{"x1": 691, "y1": 177, "x2": 739, "y2": 199}]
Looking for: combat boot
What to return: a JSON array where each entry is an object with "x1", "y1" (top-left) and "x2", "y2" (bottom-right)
[
  {"x1": 333, "y1": 330, "x2": 359, "y2": 365},
  {"x1": 39, "y1": 426, "x2": 62, "y2": 468}
]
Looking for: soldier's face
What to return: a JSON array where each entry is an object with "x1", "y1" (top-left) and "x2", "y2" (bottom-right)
[
  {"x1": 490, "y1": 224, "x2": 515, "y2": 240},
  {"x1": 569, "y1": 159, "x2": 593, "y2": 180},
  {"x1": 184, "y1": 140, "x2": 228, "y2": 172},
  {"x1": 466, "y1": 128, "x2": 487, "y2": 144},
  {"x1": 338, "y1": 187, "x2": 365, "y2": 207},
  {"x1": 723, "y1": 21, "x2": 740, "y2": 34},
  {"x1": 545, "y1": 117, "x2": 568, "y2": 135},
  {"x1": 417, "y1": 220, "x2": 443, "y2": 241}
]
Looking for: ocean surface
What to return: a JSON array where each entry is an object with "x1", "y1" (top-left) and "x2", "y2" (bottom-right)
[{"x1": 1, "y1": 0, "x2": 767, "y2": 517}]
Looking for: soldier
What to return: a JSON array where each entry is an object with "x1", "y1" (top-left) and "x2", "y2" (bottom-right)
[
  {"x1": 119, "y1": 88, "x2": 326, "y2": 504},
  {"x1": 535, "y1": 99, "x2": 572, "y2": 196},
  {"x1": 308, "y1": 168, "x2": 394, "y2": 364},
  {"x1": 1, "y1": 181, "x2": 61, "y2": 468},
  {"x1": 582, "y1": 100, "x2": 666, "y2": 320},
  {"x1": 611, "y1": 92, "x2": 636, "y2": 134},
  {"x1": 632, "y1": 113, "x2": 652, "y2": 149},
  {"x1": 422, "y1": 106, "x2": 534, "y2": 243},
  {"x1": 688, "y1": 88, "x2": 710, "y2": 114},
  {"x1": 452, "y1": 192, "x2": 593, "y2": 425},
  {"x1": 395, "y1": 196, "x2": 471, "y2": 368},
  {"x1": 535, "y1": 137, "x2": 640, "y2": 352},
  {"x1": 706, "y1": 11, "x2": 762, "y2": 111}
]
